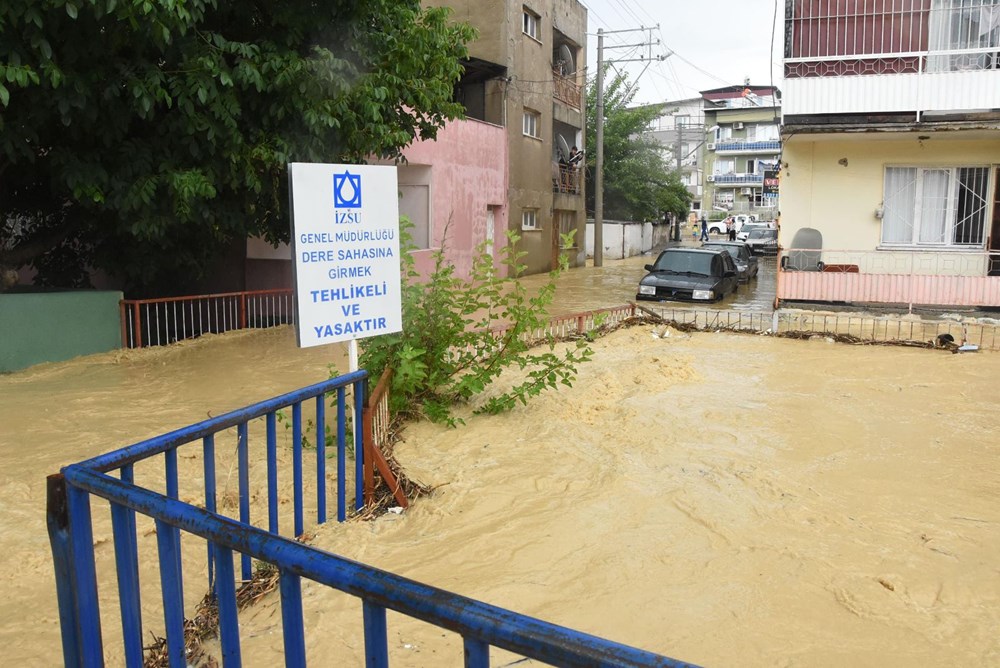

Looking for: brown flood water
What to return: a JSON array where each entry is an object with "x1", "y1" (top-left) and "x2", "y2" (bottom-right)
[{"x1": 1, "y1": 258, "x2": 998, "y2": 666}]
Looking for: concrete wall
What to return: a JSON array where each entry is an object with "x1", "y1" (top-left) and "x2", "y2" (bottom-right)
[
  {"x1": 780, "y1": 133, "x2": 1000, "y2": 253},
  {"x1": 585, "y1": 221, "x2": 671, "y2": 260},
  {"x1": 0, "y1": 291, "x2": 122, "y2": 372}
]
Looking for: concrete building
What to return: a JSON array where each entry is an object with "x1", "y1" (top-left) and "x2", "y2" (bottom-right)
[
  {"x1": 702, "y1": 85, "x2": 781, "y2": 220},
  {"x1": 428, "y1": 0, "x2": 589, "y2": 274},
  {"x1": 645, "y1": 97, "x2": 708, "y2": 220},
  {"x1": 777, "y1": 0, "x2": 1000, "y2": 310}
]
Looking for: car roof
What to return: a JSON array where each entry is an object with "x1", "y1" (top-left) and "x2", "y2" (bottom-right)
[
  {"x1": 660, "y1": 248, "x2": 724, "y2": 255},
  {"x1": 703, "y1": 241, "x2": 746, "y2": 247}
]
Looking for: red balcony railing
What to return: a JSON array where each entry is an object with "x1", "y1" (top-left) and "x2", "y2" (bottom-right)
[{"x1": 553, "y1": 70, "x2": 582, "y2": 109}]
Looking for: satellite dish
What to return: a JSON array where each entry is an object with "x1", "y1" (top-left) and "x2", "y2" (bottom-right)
[
  {"x1": 558, "y1": 44, "x2": 575, "y2": 73},
  {"x1": 557, "y1": 135, "x2": 571, "y2": 160}
]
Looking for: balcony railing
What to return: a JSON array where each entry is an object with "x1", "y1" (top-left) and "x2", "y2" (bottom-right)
[
  {"x1": 553, "y1": 164, "x2": 582, "y2": 195},
  {"x1": 707, "y1": 173, "x2": 764, "y2": 186},
  {"x1": 777, "y1": 247, "x2": 1000, "y2": 308},
  {"x1": 712, "y1": 140, "x2": 781, "y2": 154},
  {"x1": 553, "y1": 70, "x2": 582, "y2": 110}
]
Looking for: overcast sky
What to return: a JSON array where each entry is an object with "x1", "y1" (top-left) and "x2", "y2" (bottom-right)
[{"x1": 578, "y1": 0, "x2": 784, "y2": 104}]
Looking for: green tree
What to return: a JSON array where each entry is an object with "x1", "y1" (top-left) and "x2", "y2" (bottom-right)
[
  {"x1": 585, "y1": 69, "x2": 691, "y2": 222},
  {"x1": 0, "y1": 0, "x2": 474, "y2": 293}
]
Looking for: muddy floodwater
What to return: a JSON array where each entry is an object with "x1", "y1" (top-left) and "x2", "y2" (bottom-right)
[
  {"x1": 1, "y1": 260, "x2": 999, "y2": 666},
  {"x1": 521, "y1": 251, "x2": 777, "y2": 316}
]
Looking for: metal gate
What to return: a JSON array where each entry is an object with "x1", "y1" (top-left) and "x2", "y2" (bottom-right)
[{"x1": 47, "y1": 369, "x2": 695, "y2": 667}]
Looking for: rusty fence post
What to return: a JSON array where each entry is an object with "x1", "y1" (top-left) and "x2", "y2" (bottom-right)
[{"x1": 134, "y1": 302, "x2": 144, "y2": 349}]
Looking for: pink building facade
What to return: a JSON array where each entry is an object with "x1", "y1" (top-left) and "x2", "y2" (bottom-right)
[{"x1": 392, "y1": 117, "x2": 509, "y2": 279}]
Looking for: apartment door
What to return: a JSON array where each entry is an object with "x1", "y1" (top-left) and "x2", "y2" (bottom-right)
[{"x1": 989, "y1": 167, "x2": 1000, "y2": 276}]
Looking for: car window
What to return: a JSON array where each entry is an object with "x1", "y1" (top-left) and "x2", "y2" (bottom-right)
[
  {"x1": 748, "y1": 229, "x2": 776, "y2": 239},
  {"x1": 708, "y1": 244, "x2": 750, "y2": 262},
  {"x1": 703, "y1": 244, "x2": 736, "y2": 259},
  {"x1": 652, "y1": 251, "x2": 714, "y2": 275}
]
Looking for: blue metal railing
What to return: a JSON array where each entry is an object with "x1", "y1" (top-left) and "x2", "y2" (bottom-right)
[
  {"x1": 708, "y1": 173, "x2": 765, "y2": 185},
  {"x1": 47, "y1": 370, "x2": 698, "y2": 667},
  {"x1": 712, "y1": 140, "x2": 780, "y2": 153}
]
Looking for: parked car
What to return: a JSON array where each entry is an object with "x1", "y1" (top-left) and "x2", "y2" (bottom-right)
[
  {"x1": 701, "y1": 240, "x2": 758, "y2": 281},
  {"x1": 744, "y1": 227, "x2": 779, "y2": 255},
  {"x1": 736, "y1": 221, "x2": 774, "y2": 241},
  {"x1": 707, "y1": 219, "x2": 729, "y2": 235},
  {"x1": 636, "y1": 248, "x2": 740, "y2": 303}
]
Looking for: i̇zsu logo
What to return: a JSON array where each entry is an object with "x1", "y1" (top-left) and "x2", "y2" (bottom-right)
[{"x1": 333, "y1": 171, "x2": 362, "y2": 208}]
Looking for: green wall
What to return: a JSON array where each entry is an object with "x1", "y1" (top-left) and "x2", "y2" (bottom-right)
[{"x1": 0, "y1": 291, "x2": 123, "y2": 372}]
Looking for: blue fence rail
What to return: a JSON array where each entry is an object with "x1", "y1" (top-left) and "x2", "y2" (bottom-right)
[{"x1": 47, "y1": 370, "x2": 697, "y2": 667}]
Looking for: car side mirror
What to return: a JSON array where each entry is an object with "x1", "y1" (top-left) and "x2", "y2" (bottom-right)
[{"x1": 644, "y1": 264, "x2": 654, "y2": 271}]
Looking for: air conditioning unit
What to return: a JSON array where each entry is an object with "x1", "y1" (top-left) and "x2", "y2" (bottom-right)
[
  {"x1": 707, "y1": 174, "x2": 716, "y2": 182},
  {"x1": 706, "y1": 143, "x2": 716, "y2": 151},
  {"x1": 740, "y1": 187, "x2": 753, "y2": 195},
  {"x1": 734, "y1": 122, "x2": 744, "y2": 130}
]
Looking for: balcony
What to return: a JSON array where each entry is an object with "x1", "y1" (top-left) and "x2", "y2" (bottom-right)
[
  {"x1": 553, "y1": 164, "x2": 581, "y2": 195},
  {"x1": 783, "y1": 2, "x2": 1000, "y2": 117},
  {"x1": 707, "y1": 173, "x2": 764, "y2": 187},
  {"x1": 711, "y1": 140, "x2": 781, "y2": 155},
  {"x1": 553, "y1": 70, "x2": 582, "y2": 110}
]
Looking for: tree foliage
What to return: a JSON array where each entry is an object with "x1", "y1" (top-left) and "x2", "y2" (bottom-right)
[
  {"x1": 585, "y1": 69, "x2": 691, "y2": 222},
  {"x1": 360, "y1": 229, "x2": 593, "y2": 426},
  {"x1": 0, "y1": 0, "x2": 474, "y2": 293}
]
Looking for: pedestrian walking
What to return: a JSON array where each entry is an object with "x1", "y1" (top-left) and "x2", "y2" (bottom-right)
[{"x1": 700, "y1": 216, "x2": 709, "y2": 242}]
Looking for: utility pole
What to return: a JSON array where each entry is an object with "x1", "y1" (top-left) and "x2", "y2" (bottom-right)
[
  {"x1": 675, "y1": 121, "x2": 683, "y2": 242},
  {"x1": 592, "y1": 26, "x2": 669, "y2": 267},
  {"x1": 594, "y1": 29, "x2": 605, "y2": 267}
]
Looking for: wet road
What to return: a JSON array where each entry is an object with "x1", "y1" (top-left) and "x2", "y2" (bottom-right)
[{"x1": 522, "y1": 239, "x2": 777, "y2": 316}]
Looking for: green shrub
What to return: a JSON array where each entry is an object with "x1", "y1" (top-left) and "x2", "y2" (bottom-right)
[{"x1": 360, "y1": 229, "x2": 593, "y2": 426}]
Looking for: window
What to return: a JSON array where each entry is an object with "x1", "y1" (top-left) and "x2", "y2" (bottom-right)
[
  {"x1": 881, "y1": 166, "x2": 990, "y2": 247},
  {"x1": 522, "y1": 109, "x2": 540, "y2": 138},
  {"x1": 714, "y1": 158, "x2": 736, "y2": 175},
  {"x1": 522, "y1": 209, "x2": 538, "y2": 231},
  {"x1": 522, "y1": 8, "x2": 539, "y2": 40},
  {"x1": 398, "y1": 184, "x2": 431, "y2": 249},
  {"x1": 928, "y1": 0, "x2": 1000, "y2": 72},
  {"x1": 748, "y1": 124, "x2": 779, "y2": 141}
]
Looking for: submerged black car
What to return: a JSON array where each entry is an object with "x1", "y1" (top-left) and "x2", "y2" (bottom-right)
[
  {"x1": 636, "y1": 248, "x2": 739, "y2": 302},
  {"x1": 701, "y1": 240, "x2": 758, "y2": 282}
]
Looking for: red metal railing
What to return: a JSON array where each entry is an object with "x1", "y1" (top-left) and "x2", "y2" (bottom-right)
[
  {"x1": 362, "y1": 367, "x2": 408, "y2": 509},
  {"x1": 554, "y1": 165, "x2": 582, "y2": 194},
  {"x1": 553, "y1": 70, "x2": 582, "y2": 109},
  {"x1": 119, "y1": 289, "x2": 294, "y2": 348}
]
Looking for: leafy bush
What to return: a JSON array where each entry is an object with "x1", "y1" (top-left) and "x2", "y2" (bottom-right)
[{"x1": 360, "y1": 230, "x2": 593, "y2": 425}]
